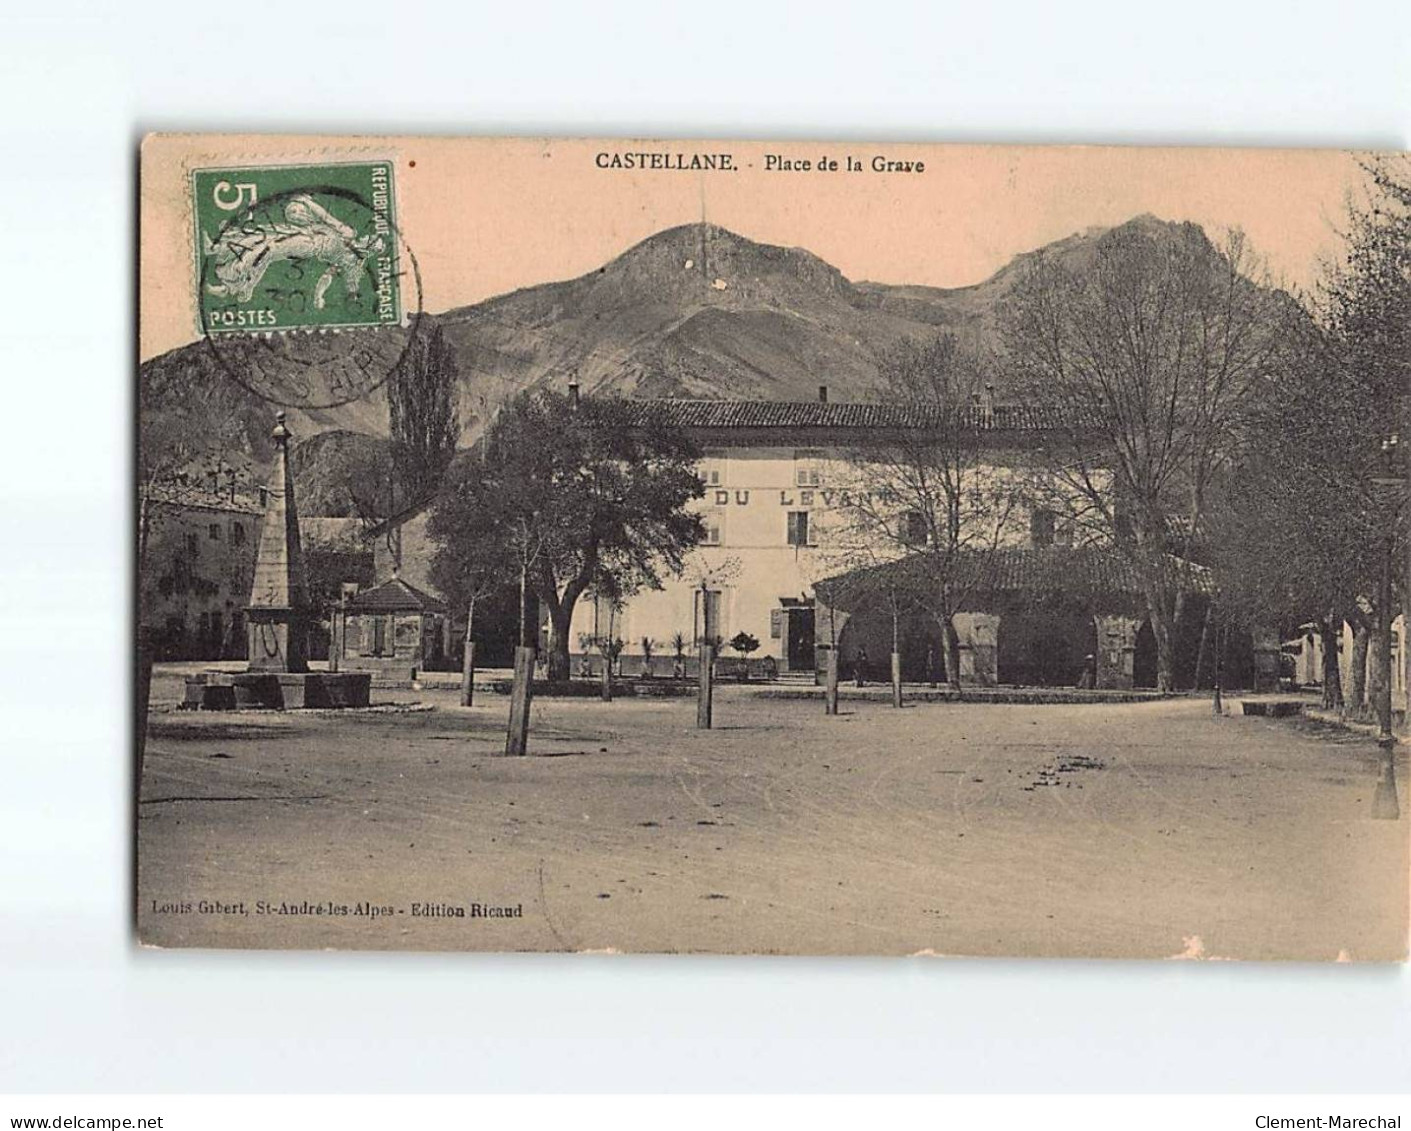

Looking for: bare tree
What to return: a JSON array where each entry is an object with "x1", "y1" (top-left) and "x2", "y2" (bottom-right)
[
  {"x1": 1001, "y1": 218, "x2": 1286, "y2": 691},
  {"x1": 827, "y1": 334, "x2": 1019, "y2": 687}
]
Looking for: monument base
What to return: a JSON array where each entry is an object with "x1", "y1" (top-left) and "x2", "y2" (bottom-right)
[{"x1": 183, "y1": 672, "x2": 372, "y2": 710}]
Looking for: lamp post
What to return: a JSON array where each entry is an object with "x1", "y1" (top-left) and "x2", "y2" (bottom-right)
[{"x1": 1370, "y1": 433, "x2": 1402, "y2": 820}]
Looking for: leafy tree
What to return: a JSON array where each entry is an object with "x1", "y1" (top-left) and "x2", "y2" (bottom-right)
[
  {"x1": 388, "y1": 323, "x2": 460, "y2": 507},
  {"x1": 428, "y1": 390, "x2": 705, "y2": 680},
  {"x1": 729, "y1": 632, "x2": 760, "y2": 656},
  {"x1": 1000, "y1": 218, "x2": 1287, "y2": 691}
]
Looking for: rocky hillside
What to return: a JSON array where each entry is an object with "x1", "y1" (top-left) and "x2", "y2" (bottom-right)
[{"x1": 138, "y1": 214, "x2": 1205, "y2": 510}]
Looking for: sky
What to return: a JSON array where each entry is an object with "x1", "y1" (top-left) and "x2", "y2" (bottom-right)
[{"x1": 140, "y1": 136, "x2": 1379, "y2": 362}]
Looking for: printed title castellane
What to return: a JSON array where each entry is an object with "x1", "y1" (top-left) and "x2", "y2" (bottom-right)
[
  {"x1": 595, "y1": 151, "x2": 736, "y2": 170},
  {"x1": 594, "y1": 150, "x2": 925, "y2": 173}
]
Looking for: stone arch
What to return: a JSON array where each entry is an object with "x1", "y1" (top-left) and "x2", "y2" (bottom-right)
[
  {"x1": 996, "y1": 605, "x2": 1100, "y2": 687},
  {"x1": 1133, "y1": 620, "x2": 1159, "y2": 689},
  {"x1": 835, "y1": 607, "x2": 946, "y2": 683}
]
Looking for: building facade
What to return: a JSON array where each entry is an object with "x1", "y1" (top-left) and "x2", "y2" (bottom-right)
[
  {"x1": 331, "y1": 576, "x2": 451, "y2": 681},
  {"x1": 1284, "y1": 618, "x2": 1408, "y2": 713},
  {"x1": 363, "y1": 392, "x2": 1264, "y2": 690},
  {"x1": 138, "y1": 480, "x2": 266, "y2": 660},
  {"x1": 566, "y1": 395, "x2": 1136, "y2": 684}
]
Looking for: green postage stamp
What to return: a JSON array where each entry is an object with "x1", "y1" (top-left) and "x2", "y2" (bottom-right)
[{"x1": 191, "y1": 161, "x2": 400, "y2": 335}]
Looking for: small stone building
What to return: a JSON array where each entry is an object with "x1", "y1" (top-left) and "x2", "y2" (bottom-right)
[
  {"x1": 332, "y1": 576, "x2": 450, "y2": 681},
  {"x1": 812, "y1": 545, "x2": 1267, "y2": 690}
]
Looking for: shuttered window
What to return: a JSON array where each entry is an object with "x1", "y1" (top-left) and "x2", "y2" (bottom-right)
[
  {"x1": 901, "y1": 510, "x2": 928, "y2": 547},
  {"x1": 786, "y1": 511, "x2": 810, "y2": 547}
]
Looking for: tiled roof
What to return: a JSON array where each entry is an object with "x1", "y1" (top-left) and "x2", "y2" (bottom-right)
[
  {"x1": 142, "y1": 483, "x2": 265, "y2": 515},
  {"x1": 815, "y1": 545, "x2": 1209, "y2": 613},
  {"x1": 617, "y1": 399, "x2": 1076, "y2": 432},
  {"x1": 360, "y1": 396, "x2": 1087, "y2": 538},
  {"x1": 345, "y1": 576, "x2": 447, "y2": 614}
]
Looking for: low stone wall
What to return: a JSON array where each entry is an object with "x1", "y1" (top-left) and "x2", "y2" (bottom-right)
[
  {"x1": 487, "y1": 678, "x2": 698, "y2": 698},
  {"x1": 754, "y1": 685, "x2": 1179, "y2": 705},
  {"x1": 183, "y1": 671, "x2": 372, "y2": 710}
]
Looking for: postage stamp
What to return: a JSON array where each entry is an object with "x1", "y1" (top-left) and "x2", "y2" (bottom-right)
[{"x1": 191, "y1": 161, "x2": 401, "y2": 336}]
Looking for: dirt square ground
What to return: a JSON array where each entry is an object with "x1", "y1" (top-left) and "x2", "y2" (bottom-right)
[{"x1": 136, "y1": 673, "x2": 1409, "y2": 959}]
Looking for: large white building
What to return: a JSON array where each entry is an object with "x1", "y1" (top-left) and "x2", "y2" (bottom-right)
[
  {"x1": 568, "y1": 392, "x2": 1151, "y2": 686},
  {"x1": 365, "y1": 391, "x2": 1269, "y2": 690}
]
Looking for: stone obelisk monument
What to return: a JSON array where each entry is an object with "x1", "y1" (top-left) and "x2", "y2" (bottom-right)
[
  {"x1": 183, "y1": 410, "x2": 369, "y2": 711},
  {"x1": 246, "y1": 411, "x2": 310, "y2": 674}
]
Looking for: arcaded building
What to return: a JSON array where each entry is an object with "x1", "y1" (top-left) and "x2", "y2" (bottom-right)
[
  {"x1": 563, "y1": 393, "x2": 1204, "y2": 689},
  {"x1": 365, "y1": 391, "x2": 1254, "y2": 690}
]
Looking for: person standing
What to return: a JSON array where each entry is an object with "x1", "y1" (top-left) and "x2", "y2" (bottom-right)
[{"x1": 855, "y1": 645, "x2": 869, "y2": 688}]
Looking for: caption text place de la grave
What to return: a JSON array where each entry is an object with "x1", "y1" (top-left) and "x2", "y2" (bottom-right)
[{"x1": 594, "y1": 151, "x2": 925, "y2": 174}]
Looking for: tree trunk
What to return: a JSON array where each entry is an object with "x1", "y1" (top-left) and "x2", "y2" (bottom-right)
[
  {"x1": 1150, "y1": 610, "x2": 1178, "y2": 693},
  {"x1": 1139, "y1": 553, "x2": 1180, "y2": 692},
  {"x1": 1347, "y1": 619, "x2": 1369, "y2": 718},
  {"x1": 1191, "y1": 601, "x2": 1212, "y2": 692},
  {"x1": 891, "y1": 606, "x2": 902, "y2": 707},
  {"x1": 1320, "y1": 619, "x2": 1345, "y2": 711},
  {"x1": 1366, "y1": 623, "x2": 1386, "y2": 719},
  {"x1": 1212, "y1": 623, "x2": 1225, "y2": 715},
  {"x1": 460, "y1": 601, "x2": 476, "y2": 707},
  {"x1": 938, "y1": 614, "x2": 961, "y2": 690},
  {"x1": 546, "y1": 603, "x2": 574, "y2": 682}
]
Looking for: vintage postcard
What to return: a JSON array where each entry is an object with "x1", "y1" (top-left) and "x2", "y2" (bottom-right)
[{"x1": 137, "y1": 135, "x2": 1410, "y2": 958}]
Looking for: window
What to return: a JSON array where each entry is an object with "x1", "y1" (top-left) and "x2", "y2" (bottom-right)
[
  {"x1": 704, "y1": 519, "x2": 722, "y2": 545},
  {"x1": 208, "y1": 523, "x2": 222, "y2": 541},
  {"x1": 787, "y1": 510, "x2": 810, "y2": 547},
  {"x1": 701, "y1": 449, "x2": 726, "y2": 487},
  {"x1": 794, "y1": 449, "x2": 824, "y2": 487},
  {"x1": 232, "y1": 522, "x2": 246, "y2": 546},
  {"x1": 185, "y1": 532, "x2": 199, "y2": 556},
  {"x1": 901, "y1": 510, "x2": 928, "y2": 548},
  {"x1": 1030, "y1": 507, "x2": 1056, "y2": 548},
  {"x1": 356, "y1": 615, "x2": 394, "y2": 658}
]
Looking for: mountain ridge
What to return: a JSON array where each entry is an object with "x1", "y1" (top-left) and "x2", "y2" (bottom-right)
[{"x1": 138, "y1": 214, "x2": 1216, "y2": 510}]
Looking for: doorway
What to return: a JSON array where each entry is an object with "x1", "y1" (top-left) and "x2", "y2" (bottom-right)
[
  {"x1": 1133, "y1": 620, "x2": 1159, "y2": 688},
  {"x1": 786, "y1": 606, "x2": 816, "y2": 671}
]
